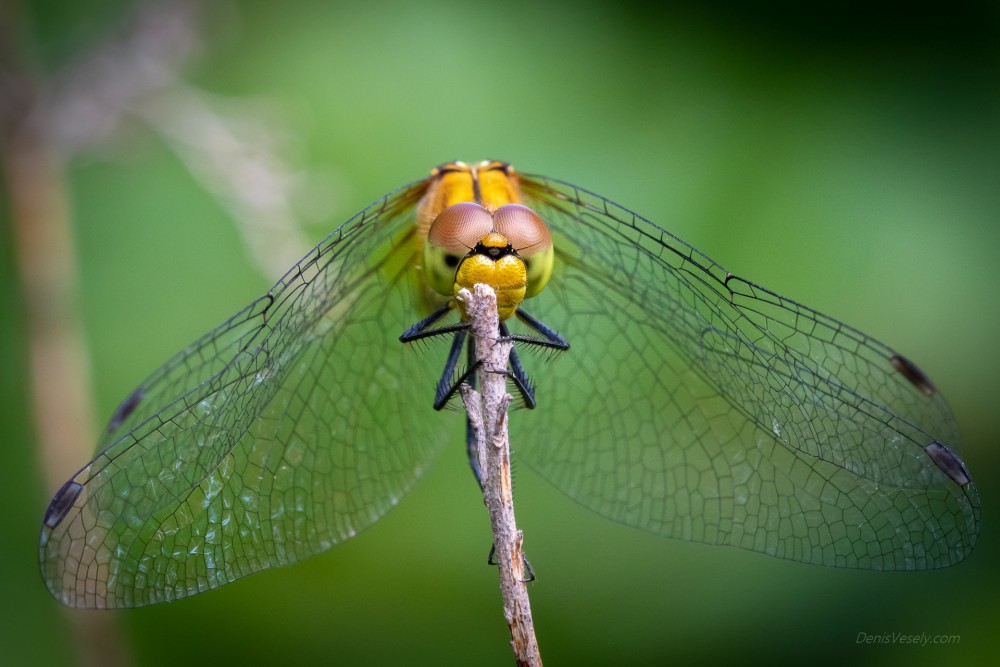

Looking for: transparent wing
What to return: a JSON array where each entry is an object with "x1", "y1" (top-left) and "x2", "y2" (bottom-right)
[
  {"x1": 514, "y1": 174, "x2": 980, "y2": 570},
  {"x1": 39, "y1": 179, "x2": 460, "y2": 608}
]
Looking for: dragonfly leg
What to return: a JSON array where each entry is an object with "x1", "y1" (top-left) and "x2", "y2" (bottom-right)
[
  {"x1": 455, "y1": 321, "x2": 536, "y2": 582},
  {"x1": 432, "y1": 329, "x2": 479, "y2": 410},
  {"x1": 401, "y1": 303, "x2": 478, "y2": 409},
  {"x1": 508, "y1": 307, "x2": 570, "y2": 350},
  {"x1": 487, "y1": 543, "x2": 536, "y2": 583},
  {"x1": 466, "y1": 414, "x2": 484, "y2": 490},
  {"x1": 399, "y1": 302, "x2": 469, "y2": 342},
  {"x1": 500, "y1": 322, "x2": 537, "y2": 408},
  {"x1": 463, "y1": 336, "x2": 486, "y2": 490}
]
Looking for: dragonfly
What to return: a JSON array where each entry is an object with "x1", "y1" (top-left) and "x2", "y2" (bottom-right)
[{"x1": 40, "y1": 160, "x2": 981, "y2": 609}]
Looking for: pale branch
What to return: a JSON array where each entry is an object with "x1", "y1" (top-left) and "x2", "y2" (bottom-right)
[
  {"x1": 457, "y1": 285, "x2": 543, "y2": 667},
  {"x1": 133, "y1": 83, "x2": 314, "y2": 276},
  {"x1": 40, "y1": 0, "x2": 313, "y2": 278}
]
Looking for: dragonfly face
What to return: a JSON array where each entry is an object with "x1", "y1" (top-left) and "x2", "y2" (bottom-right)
[
  {"x1": 418, "y1": 162, "x2": 554, "y2": 321},
  {"x1": 40, "y1": 160, "x2": 981, "y2": 609}
]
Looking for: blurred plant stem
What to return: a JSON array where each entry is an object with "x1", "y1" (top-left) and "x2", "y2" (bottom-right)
[
  {"x1": 2, "y1": 0, "x2": 313, "y2": 662},
  {"x1": 2, "y1": 3, "x2": 132, "y2": 665}
]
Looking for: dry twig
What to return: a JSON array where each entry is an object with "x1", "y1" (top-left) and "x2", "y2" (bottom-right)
[{"x1": 457, "y1": 285, "x2": 543, "y2": 667}]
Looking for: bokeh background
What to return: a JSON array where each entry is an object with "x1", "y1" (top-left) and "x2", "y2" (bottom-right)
[{"x1": 2, "y1": 0, "x2": 997, "y2": 665}]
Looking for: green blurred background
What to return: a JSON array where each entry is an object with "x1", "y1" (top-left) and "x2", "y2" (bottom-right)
[{"x1": 2, "y1": 0, "x2": 997, "y2": 665}]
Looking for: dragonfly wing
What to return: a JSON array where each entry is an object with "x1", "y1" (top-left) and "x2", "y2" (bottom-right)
[
  {"x1": 39, "y1": 180, "x2": 456, "y2": 608},
  {"x1": 516, "y1": 174, "x2": 980, "y2": 570}
]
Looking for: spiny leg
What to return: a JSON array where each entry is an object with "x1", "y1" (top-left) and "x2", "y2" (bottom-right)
[
  {"x1": 468, "y1": 324, "x2": 537, "y2": 582},
  {"x1": 500, "y1": 321, "x2": 537, "y2": 409},
  {"x1": 487, "y1": 544, "x2": 536, "y2": 583},
  {"x1": 399, "y1": 302, "x2": 475, "y2": 409},
  {"x1": 400, "y1": 302, "x2": 468, "y2": 343},
  {"x1": 434, "y1": 322, "x2": 542, "y2": 411},
  {"x1": 403, "y1": 303, "x2": 554, "y2": 582},
  {"x1": 462, "y1": 313, "x2": 565, "y2": 478},
  {"x1": 433, "y1": 328, "x2": 477, "y2": 410},
  {"x1": 510, "y1": 307, "x2": 570, "y2": 350},
  {"x1": 464, "y1": 335, "x2": 484, "y2": 490},
  {"x1": 498, "y1": 308, "x2": 571, "y2": 408}
]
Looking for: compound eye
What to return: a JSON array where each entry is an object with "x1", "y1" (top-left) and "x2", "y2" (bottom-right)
[
  {"x1": 427, "y1": 202, "x2": 494, "y2": 254},
  {"x1": 424, "y1": 203, "x2": 494, "y2": 295},
  {"x1": 493, "y1": 204, "x2": 552, "y2": 256},
  {"x1": 493, "y1": 204, "x2": 554, "y2": 298}
]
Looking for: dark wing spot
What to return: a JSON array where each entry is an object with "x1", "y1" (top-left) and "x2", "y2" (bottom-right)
[
  {"x1": 43, "y1": 481, "x2": 83, "y2": 528},
  {"x1": 107, "y1": 386, "x2": 145, "y2": 434},
  {"x1": 890, "y1": 354, "x2": 936, "y2": 397},
  {"x1": 924, "y1": 441, "x2": 973, "y2": 487}
]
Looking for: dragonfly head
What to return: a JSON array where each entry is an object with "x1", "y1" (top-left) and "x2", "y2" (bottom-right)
[{"x1": 424, "y1": 202, "x2": 554, "y2": 320}]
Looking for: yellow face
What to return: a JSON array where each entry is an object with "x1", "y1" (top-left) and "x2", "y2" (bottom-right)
[{"x1": 418, "y1": 161, "x2": 554, "y2": 320}]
